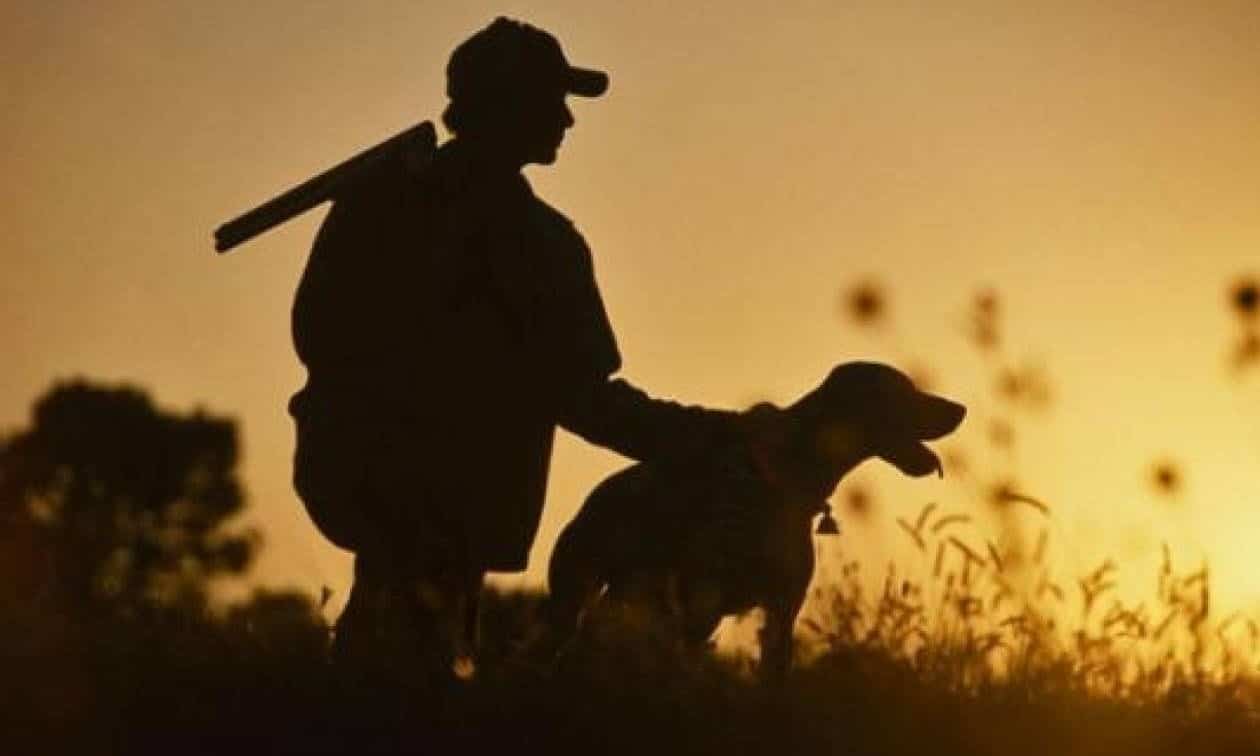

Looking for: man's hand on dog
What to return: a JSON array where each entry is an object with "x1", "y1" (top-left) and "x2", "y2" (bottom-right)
[{"x1": 735, "y1": 402, "x2": 793, "y2": 486}]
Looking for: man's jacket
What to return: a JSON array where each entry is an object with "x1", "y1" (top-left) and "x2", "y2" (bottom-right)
[{"x1": 289, "y1": 140, "x2": 736, "y2": 571}]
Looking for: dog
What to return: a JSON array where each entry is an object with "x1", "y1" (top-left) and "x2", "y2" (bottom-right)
[{"x1": 546, "y1": 362, "x2": 965, "y2": 678}]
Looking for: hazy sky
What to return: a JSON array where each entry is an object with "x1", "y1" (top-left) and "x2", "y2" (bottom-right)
[{"x1": 4, "y1": 1, "x2": 1259, "y2": 618}]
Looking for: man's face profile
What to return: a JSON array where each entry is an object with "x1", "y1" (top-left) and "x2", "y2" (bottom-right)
[
  {"x1": 445, "y1": 19, "x2": 602, "y2": 169},
  {"x1": 521, "y1": 89, "x2": 575, "y2": 166}
]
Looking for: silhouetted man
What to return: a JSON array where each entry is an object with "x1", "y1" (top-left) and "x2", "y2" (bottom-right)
[{"x1": 289, "y1": 17, "x2": 775, "y2": 677}]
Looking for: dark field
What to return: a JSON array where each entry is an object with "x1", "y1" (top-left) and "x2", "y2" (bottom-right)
[{"x1": 7, "y1": 551, "x2": 1259, "y2": 756}]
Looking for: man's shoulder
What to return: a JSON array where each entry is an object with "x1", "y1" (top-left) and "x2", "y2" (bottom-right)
[
  {"x1": 526, "y1": 193, "x2": 589, "y2": 254},
  {"x1": 528, "y1": 193, "x2": 574, "y2": 226}
]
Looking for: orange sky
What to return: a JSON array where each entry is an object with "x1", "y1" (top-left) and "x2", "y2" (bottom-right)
[{"x1": 4, "y1": 1, "x2": 1259, "y2": 620}]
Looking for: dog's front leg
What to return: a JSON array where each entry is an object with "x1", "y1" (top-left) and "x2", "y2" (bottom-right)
[{"x1": 757, "y1": 605, "x2": 796, "y2": 683}]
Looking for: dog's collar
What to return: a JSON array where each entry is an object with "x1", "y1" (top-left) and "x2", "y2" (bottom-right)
[
  {"x1": 746, "y1": 444, "x2": 840, "y2": 534},
  {"x1": 746, "y1": 446, "x2": 821, "y2": 506}
]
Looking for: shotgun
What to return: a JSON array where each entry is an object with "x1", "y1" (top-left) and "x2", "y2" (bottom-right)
[{"x1": 213, "y1": 121, "x2": 438, "y2": 254}]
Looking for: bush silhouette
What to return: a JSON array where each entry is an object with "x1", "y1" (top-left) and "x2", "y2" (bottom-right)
[{"x1": 0, "y1": 379, "x2": 255, "y2": 614}]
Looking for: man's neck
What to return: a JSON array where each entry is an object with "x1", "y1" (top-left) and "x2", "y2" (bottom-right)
[{"x1": 447, "y1": 136, "x2": 526, "y2": 178}]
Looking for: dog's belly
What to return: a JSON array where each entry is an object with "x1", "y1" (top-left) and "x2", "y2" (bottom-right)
[
  {"x1": 557, "y1": 460, "x2": 817, "y2": 640},
  {"x1": 606, "y1": 524, "x2": 811, "y2": 630},
  {"x1": 683, "y1": 549, "x2": 804, "y2": 612}
]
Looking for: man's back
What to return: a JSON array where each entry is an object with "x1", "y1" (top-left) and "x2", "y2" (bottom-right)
[{"x1": 289, "y1": 139, "x2": 624, "y2": 569}]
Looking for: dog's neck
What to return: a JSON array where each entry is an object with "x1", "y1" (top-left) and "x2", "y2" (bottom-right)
[{"x1": 766, "y1": 426, "x2": 868, "y2": 507}]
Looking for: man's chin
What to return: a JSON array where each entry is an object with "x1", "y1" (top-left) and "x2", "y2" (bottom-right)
[{"x1": 527, "y1": 142, "x2": 562, "y2": 166}]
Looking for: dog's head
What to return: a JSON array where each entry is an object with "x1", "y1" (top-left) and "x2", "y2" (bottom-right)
[{"x1": 793, "y1": 362, "x2": 966, "y2": 479}]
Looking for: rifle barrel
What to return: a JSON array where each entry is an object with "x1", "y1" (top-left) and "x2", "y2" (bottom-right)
[{"x1": 214, "y1": 121, "x2": 437, "y2": 254}]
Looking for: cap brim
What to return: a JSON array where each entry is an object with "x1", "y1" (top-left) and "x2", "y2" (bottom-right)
[{"x1": 567, "y1": 66, "x2": 608, "y2": 97}]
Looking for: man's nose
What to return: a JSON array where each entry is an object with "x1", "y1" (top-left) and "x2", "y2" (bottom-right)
[{"x1": 562, "y1": 103, "x2": 575, "y2": 129}]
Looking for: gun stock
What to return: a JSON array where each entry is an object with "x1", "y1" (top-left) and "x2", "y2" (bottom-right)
[{"x1": 213, "y1": 121, "x2": 437, "y2": 254}]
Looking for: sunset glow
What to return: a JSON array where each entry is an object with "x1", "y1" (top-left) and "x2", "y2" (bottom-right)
[{"x1": 5, "y1": 0, "x2": 1260, "y2": 637}]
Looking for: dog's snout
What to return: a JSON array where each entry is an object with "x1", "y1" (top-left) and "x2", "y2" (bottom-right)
[{"x1": 918, "y1": 396, "x2": 966, "y2": 440}]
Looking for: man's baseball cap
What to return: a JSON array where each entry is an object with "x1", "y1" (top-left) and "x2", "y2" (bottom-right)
[{"x1": 447, "y1": 17, "x2": 609, "y2": 102}]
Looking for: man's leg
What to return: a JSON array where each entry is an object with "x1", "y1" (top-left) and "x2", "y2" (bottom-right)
[
  {"x1": 448, "y1": 567, "x2": 485, "y2": 681},
  {"x1": 328, "y1": 420, "x2": 491, "y2": 684},
  {"x1": 331, "y1": 551, "x2": 428, "y2": 682},
  {"x1": 333, "y1": 550, "x2": 487, "y2": 684}
]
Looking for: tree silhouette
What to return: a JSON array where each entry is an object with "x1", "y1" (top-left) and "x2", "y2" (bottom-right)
[{"x1": 0, "y1": 379, "x2": 255, "y2": 612}]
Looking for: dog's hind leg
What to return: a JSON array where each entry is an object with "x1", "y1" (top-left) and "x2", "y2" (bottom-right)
[{"x1": 543, "y1": 526, "x2": 606, "y2": 659}]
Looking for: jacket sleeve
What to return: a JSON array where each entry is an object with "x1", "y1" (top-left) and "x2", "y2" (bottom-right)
[
  {"x1": 479, "y1": 192, "x2": 743, "y2": 462},
  {"x1": 556, "y1": 376, "x2": 742, "y2": 463},
  {"x1": 526, "y1": 206, "x2": 742, "y2": 461}
]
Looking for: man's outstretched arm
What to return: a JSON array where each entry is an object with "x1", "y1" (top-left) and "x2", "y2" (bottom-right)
[
  {"x1": 481, "y1": 196, "x2": 782, "y2": 463},
  {"x1": 555, "y1": 376, "x2": 744, "y2": 463}
]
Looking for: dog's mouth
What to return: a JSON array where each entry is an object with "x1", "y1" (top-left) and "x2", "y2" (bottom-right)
[
  {"x1": 880, "y1": 441, "x2": 944, "y2": 478},
  {"x1": 881, "y1": 396, "x2": 966, "y2": 478}
]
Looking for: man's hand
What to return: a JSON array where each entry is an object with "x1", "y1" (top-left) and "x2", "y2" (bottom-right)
[{"x1": 735, "y1": 402, "x2": 793, "y2": 486}]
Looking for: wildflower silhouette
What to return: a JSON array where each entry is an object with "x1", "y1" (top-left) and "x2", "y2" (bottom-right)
[
  {"x1": 967, "y1": 288, "x2": 1001, "y2": 351},
  {"x1": 842, "y1": 484, "x2": 873, "y2": 518},
  {"x1": 1232, "y1": 277, "x2": 1258, "y2": 320},
  {"x1": 987, "y1": 418, "x2": 1015, "y2": 449},
  {"x1": 1229, "y1": 276, "x2": 1259, "y2": 371},
  {"x1": 995, "y1": 364, "x2": 1053, "y2": 409},
  {"x1": 986, "y1": 478, "x2": 1021, "y2": 509},
  {"x1": 1150, "y1": 460, "x2": 1182, "y2": 496},
  {"x1": 1235, "y1": 332, "x2": 1260, "y2": 370},
  {"x1": 843, "y1": 280, "x2": 886, "y2": 326}
]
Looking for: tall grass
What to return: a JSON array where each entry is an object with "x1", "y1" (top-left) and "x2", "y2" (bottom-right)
[
  {"x1": 803, "y1": 519, "x2": 1260, "y2": 704},
  {"x1": 8, "y1": 538, "x2": 1260, "y2": 756}
]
